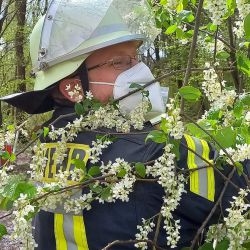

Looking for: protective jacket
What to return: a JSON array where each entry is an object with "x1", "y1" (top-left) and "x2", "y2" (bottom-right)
[{"x1": 33, "y1": 106, "x2": 250, "y2": 250}]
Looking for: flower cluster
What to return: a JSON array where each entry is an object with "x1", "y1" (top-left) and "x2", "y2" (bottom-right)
[
  {"x1": 146, "y1": 144, "x2": 186, "y2": 247},
  {"x1": 29, "y1": 143, "x2": 48, "y2": 181},
  {"x1": 162, "y1": 98, "x2": 184, "y2": 139},
  {"x1": 219, "y1": 143, "x2": 250, "y2": 164},
  {"x1": 122, "y1": 0, "x2": 160, "y2": 51},
  {"x1": 100, "y1": 158, "x2": 136, "y2": 202},
  {"x1": 224, "y1": 188, "x2": 250, "y2": 249},
  {"x1": 129, "y1": 99, "x2": 150, "y2": 130},
  {"x1": 204, "y1": 0, "x2": 228, "y2": 25},
  {"x1": 202, "y1": 62, "x2": 223, "y2": 103},
  {"x1": 89, "y1": 138, "x2": 113, "y2": 164},
  {"x1": 135, "y1": 218, "x2": 155, "y2": 250},
  {"x1": 244, "y1": 111, "x2": 250, "y2": 126},
  {"x1": 64, "y1": 192, "x2": 93, "y2": 214},
  {"x1": 233, "y1": 0, "x2": 250, "y2": 38},
  {"x1": 11, "y1": 194, "x2": 37, "y2": 250}
]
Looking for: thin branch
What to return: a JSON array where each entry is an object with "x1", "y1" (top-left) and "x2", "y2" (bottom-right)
[
  {"x1": 102, "y1": 239, "x2": 167, "y2": 250},
  {"x1": 190, "y1": 167, "x2": 236, "y2": 248},
  {"x1": 153, "y1": 213, "x2": 163, "y2": 250},
  {"x1": 227, "y1": 17, "x2": 242, "y2": 93},
  {"x1": 182, "y1": 0, "x2": 205, "y2": 87}
]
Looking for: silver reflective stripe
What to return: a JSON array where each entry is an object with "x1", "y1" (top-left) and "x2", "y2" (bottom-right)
[
  {"x1": 39, "y1": 0, "x2": 60, "y2": 58},
  {"x1": 192, "y1": 137, "x2": 208, "y2": 199},
  {"x1": 63, "y1": 215, "x2": 78, "y2": 250}
]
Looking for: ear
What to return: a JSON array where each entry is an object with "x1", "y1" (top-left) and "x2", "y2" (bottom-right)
[{"x1": 59, "y1": 77, "x2": 84, "y2": 102}]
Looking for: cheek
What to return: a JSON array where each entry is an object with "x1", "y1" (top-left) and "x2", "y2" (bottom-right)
[
  {"x1": 89, "y1": 83, "x2": 114, "y2": 103},
  {"x1": 87, "y1": 69, "x2": 121, "y2": 103}
]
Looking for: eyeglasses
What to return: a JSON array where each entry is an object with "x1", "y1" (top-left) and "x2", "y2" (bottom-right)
[{"x1": 87, "y1": 55, "x2": 138, "y2": 71}]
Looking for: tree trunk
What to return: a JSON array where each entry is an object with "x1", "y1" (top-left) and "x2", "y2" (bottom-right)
[{"x1": 15, "y1": 0, "x2": 27, "y2": 92}]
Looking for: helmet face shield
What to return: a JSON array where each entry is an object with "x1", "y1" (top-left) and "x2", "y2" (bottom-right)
[
  {"x1": 1, "y1": 0, "x2": 160, "y2": 114},
  {"x1": 37, "y1": 0, "x2": 113, "y2": 71}
]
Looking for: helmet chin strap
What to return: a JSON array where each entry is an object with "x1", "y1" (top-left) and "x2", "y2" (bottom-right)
[
  {"x1": 89, "y1": 81, "x2": 115, "y2": 86},
  {"x1": 77, "y1": 62, "x2": 89, "y2": 94}
]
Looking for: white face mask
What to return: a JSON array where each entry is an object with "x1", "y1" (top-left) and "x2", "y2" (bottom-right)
[{"x1": 89, "y1": 62, "x2": 166, "y2": 120}]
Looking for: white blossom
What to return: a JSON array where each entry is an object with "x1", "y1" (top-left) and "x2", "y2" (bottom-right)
[
  {"x1": 204, "y1": 0, "x2": 228, "y2": 25},
  {"x1": 224, "y1": 188, "x2": 250, "y2": 249},
  {"x1": 135, "y1": 218, "x2": 155, "y2": 250},
  {"x1": 88, "y1": 139, "x2": 112, "y2": 164},
  {"x1": 219, "y1": 144, "x2": 250, "y2": 164}
]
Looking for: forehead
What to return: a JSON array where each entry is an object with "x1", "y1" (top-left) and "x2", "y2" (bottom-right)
[{"x1": 86, "y1": 41, "x2": 140, "y2": 63}]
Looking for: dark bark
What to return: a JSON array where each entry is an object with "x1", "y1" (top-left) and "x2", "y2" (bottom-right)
[
  {"x1": 227, "y1": 17, "x2": 242, "y2": 93},
  {"x1": 15, "y1": 0, "x2": 27, "y2": 92}
]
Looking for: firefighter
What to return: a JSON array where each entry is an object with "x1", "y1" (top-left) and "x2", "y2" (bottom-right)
[{"x1": 1, "y1": 1, "x2": 249, "y2": 249}]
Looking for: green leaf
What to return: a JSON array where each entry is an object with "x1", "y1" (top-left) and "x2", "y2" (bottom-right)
[
  {"x1": 9, "y1": 153, "x2": 16, "y2": 162},
  {"x1": 176, "y1": 28, "x2": 185, "y2": 39},
  {"x1": 89, "y1": 183, "x2": 103, "y2": 193},
  {"x1": 100, "y1": 186, "x2": 112, "y2": 200},
  {"x1": 244, "y1": 13, "x2": 250, "y2": 38},
  {"x1": 191, "y1": 0, "x2": 196, "y2": 4},
  {"x1": 0, "y1": 224, "x2": 7, "y2": 240},
  {"x1": 135, "y1": 163, "x2": 146, "y2": 178},
  {"x1": 198, "y1": 242, "x2": 213, "y2": 250},
  {"x1": 241, "y1": 94, "x2": 250, "y2": 106},
  {"x1": 235, "y1": 161, "x2": 243, "y2": 176},
  {"x1": 177, "y1": 10, "x2": 194, "y2": 22},
  {"x1": 72, "y1": 159, "x2": 86, "y2": 171},
  {"x1": 117, "y1": 168, "x2": 127, "y2": 178},
  {"x1": 43, "y1": 127, "x2": 49, "y2": 138},
  {"x1": 237, "y1": 54, "x2": 250, "y2": 76},
  {"x1": 242, "y1": 240, "x2": 250, "y2": 248},
  {"x1": 0, "y1": 197, "x2": 13, "y2": 210},
  {"x1": 216, "y1": 51, "x2": 230, "y2": 60},
  {"x1": 179, "y1": 86, "x2": 201, "y2": 101},
  {"x1": 209, "y1": 23, "x2": 217, "y2": 31},
  {"x1": 215, "y1": 238, "x2": 229, "y2": 250},
  {"x1": 169, "y1": 137, "x2": 181, "y2": 160},
  {"x1": 233, "y1": 101, "x2": 244, "y2": 118},
  {"x1": 239, "y1": 126, "x2": 250, "y2": 144},
  {"x1": 214, "y1": 127, "x2": 236, "y2": 149},
  {"x1": 145, "y1": 130, "x2": 167, "y2": 143},
  {"x1": 1, "y1": 151, "x2": 10, "y2": 160},
  {"x1": 74, "y1": 103, "x2": 84, "y2": 115},
  {"x1": 129, "y1": 83, "x2": 143, "y2": 89},
  {"x1": 14, "y1": 182, "x2": 37, "y2": 200},
  {"x1": 2, "y1": 176, "x2": 23, "y2": 200},
  {"x1": 88, "y1": 166, "x2": 101, "y2": 177},
  {"x1": 165, "y1": 24, "x2": 177, "y2": 35},
  {"x1": 185, "y1": 123, "x2": 209, "y2": 139}
]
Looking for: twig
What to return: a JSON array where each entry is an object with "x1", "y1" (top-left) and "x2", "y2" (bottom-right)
[
  {"x1": 153, "y1": 213, "x2": 163, "y2": 250},
  {"x1": 190, "y1": 167, "x2": 236, "y2": 248},
  {"x1": 182, "y1": 0, "x2": 205, "y2": 87},
  {"x1": 227, "y1": 17, "x2": 242, "y2": 93},
  {"x1": 102, "y1": 239, "x2": 167, "y2": 250}
]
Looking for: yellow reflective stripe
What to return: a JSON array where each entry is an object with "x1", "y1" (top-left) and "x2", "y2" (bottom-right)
[
  {"x1": 73, "y1": 216, "x2": 89, "y2": 250},
  {"x1": 184, "y1": 134, "x2": 199, "y2": 195},
  {"x1": 201, "y1": 139, "x2": 215, "y2": 202},
  {"x1": 55, "y1": 214, "x2": 67, "y2": 250}
]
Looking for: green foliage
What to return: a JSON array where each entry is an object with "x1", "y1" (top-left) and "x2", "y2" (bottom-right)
[
  {"x1": 0, "y1": 224, "x2": 7, "y2": 240},
  {"x1": 135, "y1": 163, "x2": 146, "y2": 178},
  {"x1": 244, "y1": 13, "x2": 250, "y2": 38},
  {"x1": 145, "y1": 130, "x2": 167, "y2": 143},
  {"x1": 179, "y1": 86, "x2": 202, "y2": 101}
]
